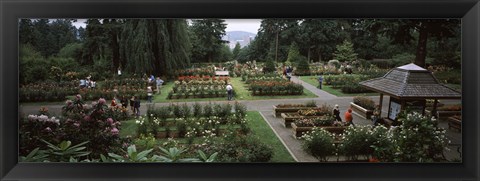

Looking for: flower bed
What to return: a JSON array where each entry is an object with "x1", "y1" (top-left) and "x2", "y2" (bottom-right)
[
  {"x1": 249, "y1": 80, "x2": 303, "y2": 96},
  {"x1": 137, "y1": 102, "x2": 249, "y2": 139},
  {"x1": 168, "y1": 76, "x2": 232, "y2": 99},
  {"x1": 20, "y1": 81, "x2": 78, "y2": 102}
]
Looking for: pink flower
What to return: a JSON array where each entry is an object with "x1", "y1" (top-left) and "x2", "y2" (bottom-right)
[
  {"x1": 83, "y1": 116, "x2": 91, "y2": 121},
  {"x1": 98, "y1": 98, "x2": 106, "y2": 105},
  {"x1": 74, "y1": 122, "x2": 80, "y2": 127},
  {"x1": 76, "y1": 94, "x2": 82, "y2": 100},
  {"x1": 66, "y1": 100, "x2": 73, "y2": 106},
  {"x1": 107, "y1": 118, "x2": 114, "y2": 125},
  {"x1": 111, "y1": 127, "x2": 119, "y2": 135},
  {"x1": 44, "y1": 127, "x2": 52, "y2": 132}
]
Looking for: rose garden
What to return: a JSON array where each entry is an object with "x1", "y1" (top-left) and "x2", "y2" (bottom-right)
[{"x1": 19, "y1": 19, "x2": 462, "y2": 163}]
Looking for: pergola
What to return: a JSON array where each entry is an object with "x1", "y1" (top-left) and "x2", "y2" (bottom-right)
[{"x1": 359, "y1": 63, "x2": 461, "y2": 120}]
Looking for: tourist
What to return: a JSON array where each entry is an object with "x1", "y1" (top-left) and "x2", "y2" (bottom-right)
[
  {"x1": 226, "y1": 83, "x2": 233, "y2": 101},
  {"x1": 286, "y1": 66, "x2": 292, "y2": 81},
  {"x1": 372, "y1": 105, "x2": 381, "y2": 126},
  {"x1": 156, "y1": 77, "x2": 164, "y2": 94},
  {"x1": 333, "y1": 104, "x2": 342, "y2": 122},
  {"x1": 120, "y1": 96, "x2": 128, "y2": 108},
  {"x1": 117, "y1": 67, "x2": 122, "y2": 76},
  {"x1": 129, "y1": 96, "x2": 135, "y2": 114},
  {"x1": 147, "y1": 86, "x2": 153, "y2": 103},
  {"x1": 79, "y1": 79, "x2": 86, "y2": 89},
  {"x1": 318, "y1": 74, "x2": 323, "y2": 89},
  {"x1": 344, "y1": 108, "x2": 354, "y2": 126},
  {"x1": 149, "y1": 75, "x2": 155, "y2": 83},
  {"x1": 111, "y1": 96, "x2": 118, "y2": 107},
  {"x1": 134, "y1": 96, "x2": 141, "y2": 117}
]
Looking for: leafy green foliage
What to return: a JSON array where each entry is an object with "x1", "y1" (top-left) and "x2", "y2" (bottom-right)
[
  {"x1": 333, "y1": 40, "x2": 358, "y2": 62},
  {"x1": 41, "y1": 140, "x2": 91, "y2": 162}
]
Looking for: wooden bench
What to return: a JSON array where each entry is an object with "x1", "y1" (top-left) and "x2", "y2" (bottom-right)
[{"x1": 448, "y1": 115, "x2": 461, "y2": 132}]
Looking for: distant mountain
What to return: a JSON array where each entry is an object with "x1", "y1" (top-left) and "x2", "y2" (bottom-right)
[{"x1": 222, "y1": 31, "x2": 257, "y2": 49}]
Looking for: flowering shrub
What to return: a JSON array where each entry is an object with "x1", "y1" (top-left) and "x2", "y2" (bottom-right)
[
  {"x1": 353, "y1": 96, "x2": 376, "y2": 110},
  {"x1": 393, "y1": 112, "x2": 449, "y2": 162},
  {"x1": 339, "y1": 125, "x2": 376, "y2": 161},
  {"x1": 301, "y1": 127, "x2": 336, "y2": 161},
  {"x1": 19, "y1": 114, "x2": 62, "y2": 156},
  {"x1": 21, "y1": 96, "x2": 127, "y2": 158}
]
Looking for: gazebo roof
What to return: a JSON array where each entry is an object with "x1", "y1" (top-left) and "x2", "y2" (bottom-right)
[{"x1": 359, "y1": 63, "x2": 461, "y2": 99}]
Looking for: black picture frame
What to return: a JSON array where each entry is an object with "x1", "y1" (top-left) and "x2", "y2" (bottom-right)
[{"x1": 1, "y1": 0, "x2": 479, "y2": 180}]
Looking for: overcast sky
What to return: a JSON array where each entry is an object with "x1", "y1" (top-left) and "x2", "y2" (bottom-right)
[{"x1": 72, "y1": 19, "x2": 261, "y2": 34}]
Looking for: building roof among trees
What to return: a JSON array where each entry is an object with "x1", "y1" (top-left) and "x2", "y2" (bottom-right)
[{"x1": 360, "y1": 63, "x2": 461, "y2": 99}]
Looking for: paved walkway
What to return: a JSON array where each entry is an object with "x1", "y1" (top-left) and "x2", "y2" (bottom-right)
[{"x1": 19, "y1": 76, "x2": 462, "y2": 162}]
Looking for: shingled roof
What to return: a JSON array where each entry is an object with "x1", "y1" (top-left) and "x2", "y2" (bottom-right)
[{"x1": 359, "y1": 63, "x2": 461, "y2": 99}]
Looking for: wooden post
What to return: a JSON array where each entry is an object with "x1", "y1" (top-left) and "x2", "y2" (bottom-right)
[
  {"x1": 379, "y1": 93, "x2": 384, "y2": 116},
  {"x1": 432, "y1": 99, "x2": 438, "y2": 118}
]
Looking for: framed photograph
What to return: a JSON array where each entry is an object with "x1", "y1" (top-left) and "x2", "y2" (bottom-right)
[{"x1": 1, "y1": 0, "x2": 479, "y2": 180}]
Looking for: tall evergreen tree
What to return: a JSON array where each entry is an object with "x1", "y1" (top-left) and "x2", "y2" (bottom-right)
[
  {"x1": 120, "y1": 19, "x2": 191, "y2": 76},
  {"x1": 333, "y1": 40, "x2": 358, "y2": 62},
  {"x1": 190, "y1": 19, "x2": 227, "y2": 62},
  {"x1": 232, "y1": 42, "x2": 241, "y2": 60}
]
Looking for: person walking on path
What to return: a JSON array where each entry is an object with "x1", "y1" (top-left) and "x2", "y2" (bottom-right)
[
  {"x1": 344, "y1": 108, "x2": 354, "y2": 126},
  {"x1": 147, "y1": 86, "x2": 153, "y2": 103},
  {"x1": 286, "y1": 66, "x2": 292, "y2": 81},
  {"x1": 333, "y1": 104, "x2": 342, "y2": 122},
  {"x1": 156, "y1": 77, "x2": 164, "y2": 94},
  {"x1": 372, "y1": 105, "x2": 381, "y2": 126},
  {"x1": 134, "y1": 96, "x2": 141, "y2": 117},
  {"x1": 226, "y1": 83, "x2": 233, "y2": 101},
  {"x1": 318, "y1": 74, "x2": 323, "y2": 89}
]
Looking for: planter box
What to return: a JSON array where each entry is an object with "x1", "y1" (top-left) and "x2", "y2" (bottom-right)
[
  {"x1": 273, "y1": 105, "x2": 317, "y2": 117},
  {"x1": 291, "y1": 123, "x2": 346, "y2": 137},
  {"x1": 350, "y1": 102, "x2": 373, "y2": 119},
  {"x1": 291, "y1": 123, "x2": 313, "y2": 137},
  {"x1": 280, "y1": 113, "x2": 325, "y2": 128}
]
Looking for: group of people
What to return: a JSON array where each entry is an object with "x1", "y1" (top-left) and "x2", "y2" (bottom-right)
[
  {"x1": 111, "y1": 95, "x2": 142, "y2": 117},
  {"x1": 79, "y1": 75, "x2": 96, "y2": 89},
  {"x1": 332, "y1": 104, "x2": 354, "y2": 126},
  {"x1": 333, "y1": 104, "x2": 382, "y2": 126}
]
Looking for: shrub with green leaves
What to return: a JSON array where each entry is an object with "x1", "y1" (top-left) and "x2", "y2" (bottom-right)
[
  {"x1": 339, "y1": 125, "x2": 375, "y2": 161},
  {"x1": 301, "y1": 127, "x2": 336, "y2": 161}
]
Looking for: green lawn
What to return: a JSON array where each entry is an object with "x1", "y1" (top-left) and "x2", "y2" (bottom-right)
[
  {"x1": 119, "y1": 111, "x2": 296, "y2": 162},
  {"x1": 299, "y1": 76, "x2": 379, "y2": 97},
  {"x1": 246, "y1": 111, "x2": 295, "y2": 162}
]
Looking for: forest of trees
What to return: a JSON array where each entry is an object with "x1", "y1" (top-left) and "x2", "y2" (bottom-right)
[{"x1": 19, "y1": 19, "x2": 461, "y2": 84}]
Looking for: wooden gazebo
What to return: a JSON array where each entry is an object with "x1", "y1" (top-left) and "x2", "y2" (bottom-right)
[{"x1": 359, "y1": 63, "x2": 461, "y2": 120}]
